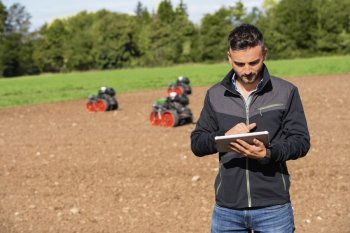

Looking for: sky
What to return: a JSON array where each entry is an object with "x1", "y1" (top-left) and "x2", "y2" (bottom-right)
[{"x1": 2, "y1": 0, "x2": 264, "y2": 31}]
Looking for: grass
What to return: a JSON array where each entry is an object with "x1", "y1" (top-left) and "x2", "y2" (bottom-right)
[{"x1": 1, "y1": 55, "x2": 350, "y2": 108}]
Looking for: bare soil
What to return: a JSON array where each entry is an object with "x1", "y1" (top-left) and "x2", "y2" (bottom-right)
[{"x1": 0, "y1": 74, "x2": 349, "y2": 233}]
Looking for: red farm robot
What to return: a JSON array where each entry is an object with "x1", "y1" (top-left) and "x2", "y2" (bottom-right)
[
  {"x1": 149, "y1": 77, "x2": 193, "y2": 127},
  {"x1": 86, "y1": 86, "x2": 118, "y2": 112}
]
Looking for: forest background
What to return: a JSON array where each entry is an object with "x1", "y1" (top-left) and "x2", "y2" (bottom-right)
[{"x1": 0, "y1": 0, "x2": 350, "y2": 77}]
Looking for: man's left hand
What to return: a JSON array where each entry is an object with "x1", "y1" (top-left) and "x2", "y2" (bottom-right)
[{"x1": 229, "y1": 138, "x2": 267, "y2": 160}]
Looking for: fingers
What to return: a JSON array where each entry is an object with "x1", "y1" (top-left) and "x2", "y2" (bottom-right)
[
  {"x1": 236, "y1": 123, "x2": 247, "y2": 131},
  {"x1": 247, "y1": 123, "x2": 256, "y2": 131},
  {"x1": 237, "y1": 122, "x2": 256, "y2": 132},
  {"x1": 229, "y1": 142, "x2": 246, "y2": 155},
  {"x1": 253, "y1": 138, "x2": 263, "y2": 147},
  {"x1": 229, "y1": 139, "x2": 266, "y2": 160},
  {"x1": 225, "y1": 122, "x2": 258, "y2": 138},
  {"x1": 230, "y1": 139, "x2": 250, "y2": 155},
  {"x1": 225, "y1": 123, "x2": 245, "y2": 135},
  {"x1": 225, "y1": 122, "x2": 257, "y2": 135}
]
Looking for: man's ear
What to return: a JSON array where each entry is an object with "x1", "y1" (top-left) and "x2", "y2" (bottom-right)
[
  {"x1": 227, "y1": 51, "x2": 231, "y2": 61},
  {"x1": 263, "y1": 47, "x2": 268, "y2": 61}
]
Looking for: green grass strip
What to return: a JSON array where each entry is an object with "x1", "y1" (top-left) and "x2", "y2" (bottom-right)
[{"x1": 1, "y1": 55, "x2": 349, "y2": 108}]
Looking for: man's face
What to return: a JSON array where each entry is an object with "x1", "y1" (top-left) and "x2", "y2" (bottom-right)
[{"x1": 227, "y1": 45, "x2": 267, "y2": 85}]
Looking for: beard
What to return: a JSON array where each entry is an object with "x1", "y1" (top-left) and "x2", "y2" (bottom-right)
[{"x1": 237, "y1": 72, "x2": 262, "y2": 85}]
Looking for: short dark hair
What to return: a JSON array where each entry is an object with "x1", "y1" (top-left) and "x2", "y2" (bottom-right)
[{"x1": 227, "y1": 24, "x2": 264, "y2": 50}]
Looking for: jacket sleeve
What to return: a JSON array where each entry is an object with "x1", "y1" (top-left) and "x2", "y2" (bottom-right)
[
  {"x1": 191, "y1": 92, "x2": 226, "y2": 157},
  {"x1": 269, "y1": 87, "x2": 311, "y2": 162}
]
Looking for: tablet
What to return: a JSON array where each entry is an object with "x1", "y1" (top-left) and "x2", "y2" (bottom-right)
[{"x1": 215, "y1": 131, "x2": 269, "y2": 153}]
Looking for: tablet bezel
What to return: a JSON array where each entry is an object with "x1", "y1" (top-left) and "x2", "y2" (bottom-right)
[{"x1": 214, "y1": 131, "x2": 269, "y2": 153}]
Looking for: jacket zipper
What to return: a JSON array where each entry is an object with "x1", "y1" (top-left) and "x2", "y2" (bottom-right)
[
  {"x1": 243, "y1": 98, "x2": 252, "y2": 207},
  {"x1": 221, "y1": 85, "x2": 255, "y2": 207},
  {"x1": 215, "y1": 98, "x2": 252, "y2": 207}
]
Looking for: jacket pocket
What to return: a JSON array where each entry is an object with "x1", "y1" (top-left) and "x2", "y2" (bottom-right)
[{"x1": 256, "y1": 103, "x2": 284, "y2": 116}]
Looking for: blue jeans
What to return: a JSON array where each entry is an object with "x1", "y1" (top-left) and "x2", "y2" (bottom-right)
[{"x1": 211, "y1": 203, "x2": 295, "y2": 233}]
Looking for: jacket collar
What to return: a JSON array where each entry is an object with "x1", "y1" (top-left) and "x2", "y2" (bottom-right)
[{"x1": 220, "y1": 64, "x2": 271, "y2": 95}]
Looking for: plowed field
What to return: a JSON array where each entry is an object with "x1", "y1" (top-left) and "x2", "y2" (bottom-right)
[{"x1": 0, "y1": 74, "x2": 349, "y2": 233}]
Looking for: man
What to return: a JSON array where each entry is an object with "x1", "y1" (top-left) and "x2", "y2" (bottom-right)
[{"x1": 191, "y1": 24, "x2": 310, "y2": 233}]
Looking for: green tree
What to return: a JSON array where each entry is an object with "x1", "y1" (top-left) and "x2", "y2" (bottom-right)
[
  {"x1": 255, "y1": 0, "x2": 281, "y2": 59},
  {"x1": 315, "y1": 0, "x2": 350, "y2": 53},
  {"x1": 230, "y1": 1, "x2": 245, "y2": 25},
  {"x1": 200, "y1": 7, "x2": 233, "y2": 61},
  {"x1": 1, "y1": 2, "x2": 34, "y2": 77},
  {"x1": 33, "y1": 19, "x2": 67, "y2": 72},
  {"x1": 199, "y1": 1, "x2": 252, "y2": 62},
  {"x1": 266, "y1": 0, "x2": 318, "y2": 58},
  {"x1": 244, "y1": 6, "x2": 262, "y2": 25},
  {"x1": 0, "y1": 1, "x2": 6, "y2": 76},
  {"x1": 64, "y1": 11, "x2": 95, "y2": 71},
  {"x1": 145, "y1": 0, "x2": 178, "y2": 66},
  {"x1": 157, "y1": 0, "x2": 175, "y2": 24},
  {"x1": 175, "y1": 0, "x2": 187, "y2": 16},
  {"x1": 135, "y1": 1, "x2": 151, "y2": 22},
  {"x1": 133, "y1": 2, "x2": 152, "y2": 66},
  {"x1": 4, "y1": 3, "x2": 30, "y2": 35},
  {"x1": 147, "y1": 17, "x2": 174, "y2": 65},
  {"x1": 173, "y1": 0, "x2": 197, "y2": 62},
  {"x1": 92, "y1": 10, "x2": 140, "y2": 69},
  {"x1": 257, "y1": 0, "x2": 350, "y2": 58},
  {"x1": 0, "y1": 1, "x2": 6, "y2": 35}
]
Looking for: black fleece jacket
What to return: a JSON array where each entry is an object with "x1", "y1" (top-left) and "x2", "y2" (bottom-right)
[{"x1": 191, "y1": 65, "x2": 310, "y2": 209}]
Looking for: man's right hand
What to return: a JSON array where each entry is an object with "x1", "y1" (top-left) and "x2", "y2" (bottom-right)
[{"x1": 225, "y1": 122, "x2": 256, "y2": 136}]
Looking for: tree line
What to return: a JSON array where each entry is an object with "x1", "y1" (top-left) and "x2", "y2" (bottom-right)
[{"x1": 0, "y1": 0, "x2": 349, "y2": 77}]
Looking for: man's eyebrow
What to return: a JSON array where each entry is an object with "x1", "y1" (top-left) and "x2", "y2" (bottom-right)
[
  {"x1": 233, "y1": 61, "x2": 245, "y2": 66},
  {"x1": 249, "y1": 59, "x2": 260, "y2": 64},
  {"x1": 233, "y1": 58, "x2": 260, "y2": 64}
]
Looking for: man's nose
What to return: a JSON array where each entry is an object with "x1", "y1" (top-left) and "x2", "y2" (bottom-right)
[{"x1": 243, "y1": 65, "x2": 253, "y2": 75}]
